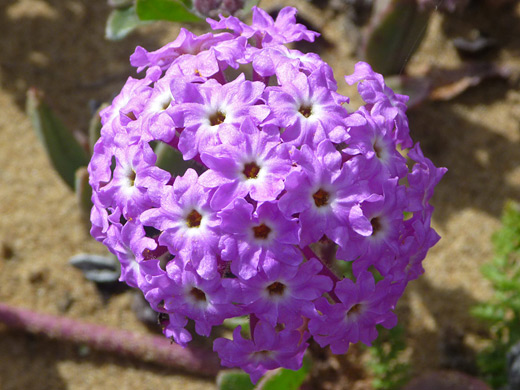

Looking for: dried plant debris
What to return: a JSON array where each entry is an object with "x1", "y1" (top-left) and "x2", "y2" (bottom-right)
[
  {"x1": 69, "y1": 253, "x2": 121, "y2": 284},
  {"x1": 387, "y1": 62, "x2": 512, "y2": 107},
  {"x1": 69, "y1": 253, "x2": 128, "y2": 299},
  {"x1": 452, "y1": 33, "x2": 497, "y2": 57},
  {"x1": 428, "y1": 62, "x2": 511, "y2": 101}
]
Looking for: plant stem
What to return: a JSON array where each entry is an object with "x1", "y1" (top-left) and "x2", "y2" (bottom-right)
[
  {"x1": 0, "y1": 302, "x2": 220, "y2": 377},
  {"x1": 301, "y1": 246, "x2": 341, "y2": 302}
]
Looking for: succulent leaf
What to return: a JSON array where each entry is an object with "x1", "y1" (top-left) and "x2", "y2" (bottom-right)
[
  {"x1": 88, "y1": 103, "x2": 108, "y2": 154},
  {"x1": 26, "y1": 88, "x2": 90, "y2": 190},
  {"x1": 361, "y1": 0, "x2": 430, "y2": 75}
]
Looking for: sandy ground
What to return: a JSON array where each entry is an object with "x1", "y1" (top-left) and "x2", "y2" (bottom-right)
[{"x1": 1, "y1": 0, "x2": 520, "y2": 389}]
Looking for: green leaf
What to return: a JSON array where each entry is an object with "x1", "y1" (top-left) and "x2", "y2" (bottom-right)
[
  {"x1": 26, "y1": 88, "x2": 90, "y2": 190},
  {"x1": 471, "y1": 201, "x2": 520, "y2": 389},
  {"x1": 88, "y1": 103, "x2": 108, "y2": 154},
  {"x1": 362, "y1": 0, "x2": 431, "y2": 75},
  {"x1": 136, "y1": 0, "x2": 202, "y2": 23},
  {"x1": 255, "y1": 357, "x2": 311, "y2": 390},
  {"x1": 241, "y1": 0, "x2": 260, "y2": 15},
  {"x1": 217, "y1": 370, "x2": 255, "y2": 390},
  {"x1": 365, "y1": 325, "x2": 411, "y2": 390},
  {"x1": 471, "y1": 304, "x2": 504, "y2": 323},
  {"x1": 106, "y1": 6, "x2": 148, "y2": 41},
  {"x1": 222, "y1": 316, "x2": 250, "y2": 331},
  {"x1": 154, "y1": 142, "x2": 205, "y2": 176},
  {"x1": 75, "y1": 167, "x2": 93, "y2": 231}
]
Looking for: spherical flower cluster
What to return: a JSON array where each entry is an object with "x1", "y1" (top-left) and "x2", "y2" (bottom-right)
[{"x1": 89, "y1": 6, "x2": 446, "y2": 383}]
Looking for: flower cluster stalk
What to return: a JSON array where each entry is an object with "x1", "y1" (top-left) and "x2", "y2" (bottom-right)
[{"x1": 0, "y1": 302, "x2": 220, "y2": 376}]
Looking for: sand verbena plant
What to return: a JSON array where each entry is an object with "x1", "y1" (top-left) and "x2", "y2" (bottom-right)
[{"x1": 88, "y1": 6, "x2": 446, "y2": 382}]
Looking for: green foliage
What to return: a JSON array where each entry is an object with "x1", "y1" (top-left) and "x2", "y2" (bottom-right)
[
  {"x1": 105, "y1": 6, "x2": 149, "y2": 40},
  {"x1": 154, "y1": 141, "x2": 206, "y2": 176},
  {"x1": 362, "y1": 0, "x2": 430, "y2": 76},
  {"x1": 256, "y1": 357, "x2": 311, "y2": 390},
  {"x1": 217, "y1": 370, "x2": 255, "y2": 390},
  {"x1": 26, "y1": 88, "x2": 90, "y2": 190},
  {"x1": 335, "y1": 258, "x2": 355, "y2": 280},
  {"x1": 75, "y1": 167, "x2": 93, "y2": 230},
  {"x1": 105, "y1": 0, "x2": 202, "y2": 41},
  {"x1": 471, "y1": 200, "x2": 520, "y2": 389},
  {"x1": 88, "y1": 104, "x2": 107, "y2": 154},
  {"x1": 104, "y1": 0, "x2": 261, "y2": 40},
  {"x1": 216, "y1": 358, "x2": 311, "y2": 390},
  {"x1": 136, "y1": 0, "x2": 202, "y2": 23},
  {"x1": 222, "y1": 315, "x2": 250, "y2": 331},
  {"x1": 365, "y1": 324, "x2": 411, "y2": 390}
]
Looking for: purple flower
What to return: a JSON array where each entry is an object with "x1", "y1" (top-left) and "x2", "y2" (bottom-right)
[
  {"x1": 146, "y1": 263, "x2": 241, "y2": 339},
  {"x1": 99, "y1": 72, "x2": 155, "y2": 133},
  {"x1": 339, "y1": 178, "x2": 408, "y2": 276},
  {"x1": 214, "y1": 321, "x2": 308, "y2": 383},
  {"x1": 96, "y1": 138, "x2": 170, "y2": 219},
  {"x1": 390, "y1": 213, "x2": 441, "y2": 282},
  {"x1": 266, "y1": 65, "x2": 348, "y2": 146},
  {"x1": 207, "y1": 6, "x2": 319, "y2": 47},
  {"x1": 278, "y1": 139, "x2": 368, "y2": 248},
  {"x1": 159, "y1": 312, "x2": 192, "y2": 347},
  {"x1": 111, "y1": 220, "x2": 160, "y2": 289},
  {"x1": 219, "y1": 199, "x2": 302, "y2": 280},
  {"x1": 340, "y1": 107, "x2": 408, "y2": 180},
  {"x1": 249, "y1": 44, "x2": 326, "y2": 79},
  {"x1": 140, "y1": 169, "x2": 220, "y2": 279},
  {"x1": 88, "y1": 6, "x2": 445, "y2": 381},
  {"x1": 232, "y1": 258, "x2": 333, "y2": 328},
  {"x1": 170, "y1": 74, "x2": 269, "y2": 159},
  {"x1": 406, "y1": 143, "x2": 447, "y2": 217},
  {"x1": 170, "y1": 36, "x2": 247, "y2": 78},
  {"x1": 199, "y1": 119, "x2": 292, "y2": 209},
  {"x1": 130, "y1": 29, "x2": 235, "y2": 72},
  {"x1": 309, "y1": 271, "x2": 403, "y2": 354},
  {"x1": 345, "y1": 62, "x2": 412, "y2": 148}
]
